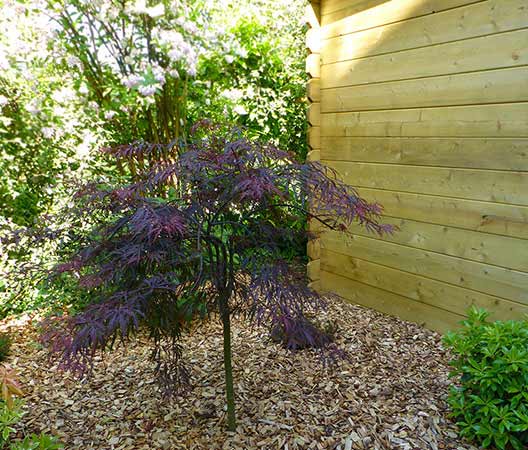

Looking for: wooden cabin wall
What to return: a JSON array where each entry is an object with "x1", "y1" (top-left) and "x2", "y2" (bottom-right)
[
  {"x1": 310, "y1": 0, "x2": 528, "y2": 331},
  {"x1": 306, "y1": 1, "x2": 322, "y2": 291}
]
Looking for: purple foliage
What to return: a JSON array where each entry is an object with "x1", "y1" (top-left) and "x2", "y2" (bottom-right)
[{"x1": 20, "y1": 122, "x2": 394, "y2": 396}]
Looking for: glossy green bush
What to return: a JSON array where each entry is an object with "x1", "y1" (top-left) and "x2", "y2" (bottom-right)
[
  {"x1": 443, "y1": 308, "x2": 528, "y2": 449},
  {"x1": 0, "y1": 400, "x2": 63, "y2": 450},
  {"x1": 10, "y1": 433, "x2": 63, "y2": 450},
  {"x1": 0, "y1": 400, "x2": 23, "y2": 446}
]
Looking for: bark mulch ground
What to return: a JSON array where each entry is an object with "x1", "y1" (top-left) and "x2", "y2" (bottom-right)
[{"x1": 1, "y1": 298, "x2": 479, "y2": 450}]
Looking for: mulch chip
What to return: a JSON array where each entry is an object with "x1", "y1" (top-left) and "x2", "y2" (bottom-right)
[{"x1": 0, "y1": 298, "x2": 479, "y2": 449}]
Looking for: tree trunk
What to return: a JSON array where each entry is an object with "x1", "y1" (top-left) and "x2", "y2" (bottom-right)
[{"x1": 220, "y1": 302, "x2": 236, "y2": 431}]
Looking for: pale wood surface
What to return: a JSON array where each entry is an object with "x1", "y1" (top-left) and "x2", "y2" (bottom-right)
[
  {"x1": 321, "y1": 270, "x2": 465, "y2": 332},
  {"x1": 355, "y1": 187, "x2": 528, "y2": 240},
  {"x1": 312, "y1": 0, "x2": 528, "y2": 328},
  {"x1": 321, "y1": 67, "x2": 528, "y2": 112},
  {"x1": 308, "y1": 126, "x2": 321, "y2": 149},
  {"x1": 321, "y1": 249, "x2": 528, "y2": 320},
  {"x1": 308, "y1": 259, "x2": 321, "y2": 281},
  {"x1": 306, "y1": 6, "x2": 322, "y2": 273},
  {"x1": 323, "y1": 160, "x2": 528, "y2": 205},
  {"x1": 307, "y1": 78, "x2": 321, "y2": 103},
  {"x1": 306, "y1": 27, "x2": 321, "y2": 53},
  {"x1": 320, "y1": 29, "x2": 528, "y2": 89},
  {"x1": 322, "y1": 0, "x2": 528, "y2": 64},
  {"x1": 306, "y1": 53, "x2": 321, "y2": 78},
  {"x1": 345, "y1": 216, "x2": 528, "y2": 272},
  {"x1": 305, "y1": 3, "x2": 321, "y2": 28},
  {"x1": 321, "y1": 0, "x2": 482, "y2": 38},
  {"x1": 320, "y1": 137, "x2": 528, "y2": 170},
  {"x1": 322, "y1": 232, "x2": 528, "y2": 305},
  {"x1": 308, "y1": 103, "x2": 321, "y2": 127},
  {"x1": 307, "y1": 149, "x2": 321, "y2": 161},
  {"x1": 321, "y1": 103, "x2": 528, "y2": 138}
]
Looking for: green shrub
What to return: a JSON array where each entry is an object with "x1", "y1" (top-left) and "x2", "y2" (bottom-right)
[
  {"x1": 0, "y1": 399, "x2": 62, "y2": 450},
  {"x1": 0, "y1": 400, "x2": 23, "y2": 446},
  {"x1": 10, "y1": 433, "x2": 63, "y2": 450},
  {"x1": 0, "y1": 335, "x2": 10, "y2": 362},
  {"x1": 443, "y1": 307, "x2": 528, "y2": 449}
]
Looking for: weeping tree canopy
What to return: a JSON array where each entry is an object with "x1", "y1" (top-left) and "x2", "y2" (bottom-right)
[{"x1": 11, "y1": 122, "x2": 393, "y2": 430}]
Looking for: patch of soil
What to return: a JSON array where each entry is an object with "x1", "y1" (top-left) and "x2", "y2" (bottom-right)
[{"x1": 1, "y1": 298, "x2": 479, "y2": 450}]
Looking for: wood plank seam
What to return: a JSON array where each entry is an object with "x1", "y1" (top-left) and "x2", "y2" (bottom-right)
[
  {"x1": 320, "y1": 64, "x2": 528, "y2": 90},
  {"x1": 322, "y1": 25, "x2": 528, "y2": 65},
  {"x1": 321, "y1": 247, "x2": 528, "y2": 310},
  {"x1": 321, "y1": 0, "x2": 527, "y2": 59},
  {"x1": 321, "y1": 0, "x2": 487, "y2": 38},
  {"x1": 321, "y1": 252, "x2": 528, "y2": 319},
  {"x1": 321, "y1": 158, "x2": 528, "y2": 173},
  {"x1": 322, "y1": 227, "x2": 528, "y2": 274},
  {"x1": 321, "y1": 271, "x2": 466, "y2": 331},
  {"x1": 321, "y1": 232, "x2": 528, "y2": 305}
]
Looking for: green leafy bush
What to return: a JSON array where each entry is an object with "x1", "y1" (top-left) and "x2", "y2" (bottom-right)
[
  {"x1": 443, "y1": 308, "x2": 528, "y2": 449},
  {"x1": 10, "y1": 433, "x2": 63, "y2": 450},
  {"x1": 0, "y1": 400, "x2": 23, "y2": 446},
  {"x1": 0, "y1": 335, "x2": 10, "y2": 362}
]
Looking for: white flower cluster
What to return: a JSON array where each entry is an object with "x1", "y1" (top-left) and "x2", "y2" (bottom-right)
[
  {"x1": 121, "y1": 63, "x2": 166, "y2": 99},
  {"x1": 153, "y1": 27, "x2": 198, "y2": 77},
  {"x1": 129, "y1": 0, "x2": 165, "y2": 18}
]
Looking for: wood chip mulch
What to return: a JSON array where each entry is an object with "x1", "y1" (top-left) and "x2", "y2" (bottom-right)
[{"x1": 0, "y1": 298, "x2": 480, "y2": 450}]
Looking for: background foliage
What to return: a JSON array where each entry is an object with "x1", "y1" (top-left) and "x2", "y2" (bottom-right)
[{"x1": 0, "y1": 0, "x2": 308, "y2": 317}]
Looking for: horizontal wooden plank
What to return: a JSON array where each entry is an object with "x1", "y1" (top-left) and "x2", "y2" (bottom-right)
[
  {"x1": 321, "y1": 0, "x2": 385, "y2": 17},
  {"x1": 307, "y1": 78, "x2": 321, "y2": 103},
  {"x1": 320, "y1": 29, "x2": 528, "y2": 88},
  {"x1": 321, "y1": 249, "x2": 528, "y2": 320},
  {"x1": 320, "y1": 103, "x2": 528, "y2": 138},
  {"x1": 321, "y1": 0, "x2": 483, "y2": 38},
  {"x1": 308, "y1": 279, "x2": 321, "y2": 292},
  {"x1": 306, "y1": 53, "x2": 321, "y2": 78},
  {"x1": 306, "y1": 27, "x2": 321, "y2": 53},
  {"x1": 319, "y1": 137, "x2": 528, "y2": 170},
  {"x1": 307, "y1": 237, "x2": 321, "y2": 260},
  {"x1": 355, "y1": 187, "x2": 528, "y2": 240},
  {"x1": 321, "y1": 231, "x2": 528, "y2": 304},
  {"x1": 323, "y1": 160, "x2": 528, "y2": 205},
  {"x1": 307, "y1": 126, "x2": 321, "y2": 149},
  {"x1": 322, "y1": 0, "x2": 528, "y2": 64},
  {"x1": 321, "y1": 66, "x2": 528, "y2": 112},
  {"x1": 305, "y1": 3, "x2": 321, "y2": 28},
  {"x1": 307, "y1": 149, "x2": 320, "y2": 161},
  {"x1": 307, "y1": 103, "x2": 321, "y2": 126},
  {"x1": 307, "y1": 259, "x2": 321, "y2": 281},
  {"x1": 321, "y1": 270, "x2": 465, "y2": 332},
  {"x1": 345, "y1": 216, "x2": 528, "y2": 272}
]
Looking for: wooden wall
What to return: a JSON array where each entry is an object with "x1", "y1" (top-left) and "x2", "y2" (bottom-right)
[
  {"x1": 306, "y1": 1, "x2": 322, "y2": 291},
  {"x1": 308, "y1": 0, "x2": 528, "y2": 332}
]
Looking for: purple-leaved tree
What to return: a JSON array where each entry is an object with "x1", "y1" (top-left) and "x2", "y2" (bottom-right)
[{"x1": 21, "y1": 122, "x2": 394, "y2": 430}]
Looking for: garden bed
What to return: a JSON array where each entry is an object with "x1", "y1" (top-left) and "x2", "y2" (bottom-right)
[{"x1": 2, "y1": 298, "x2": 478, "y2": 450}]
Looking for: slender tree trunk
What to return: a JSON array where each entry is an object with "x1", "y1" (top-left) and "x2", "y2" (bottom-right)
[{"x1": 220, "y1": 301, "x2": 236, "y2": 431}]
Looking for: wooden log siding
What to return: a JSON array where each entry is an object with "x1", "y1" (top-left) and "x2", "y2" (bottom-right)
[
  {"x1": 306, "y1": 1, "x2": 322, "y2": 291},
  {"x1": 310, "y1": 0, "x2": 528, "y2": 331}
]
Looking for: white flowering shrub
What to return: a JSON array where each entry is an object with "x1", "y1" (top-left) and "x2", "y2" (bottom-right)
[
  {"x1": 0, "y1": 0, "x2": 107, "y2": 225},
  {"x1": 0, "y1": 0, "x2": 307, "y2": 316},
  {"x1": 46, "y1": 0, "x2": 307, "y2": 152},
  {"x1": 47, "y1": 0, "x2": 230, "y2": 144}
]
